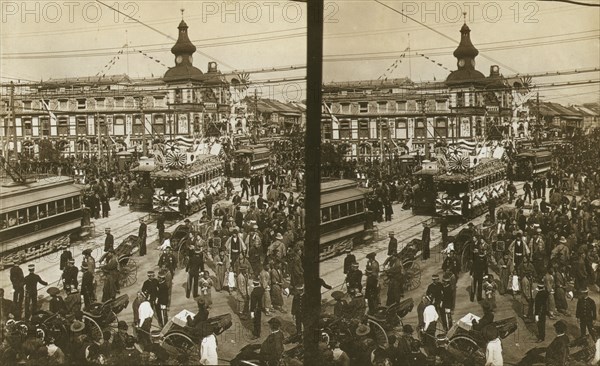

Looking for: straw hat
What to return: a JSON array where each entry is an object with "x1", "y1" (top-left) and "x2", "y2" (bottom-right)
[{"x1": 356, "y1": 324, "x2": 371, "y2": 336}]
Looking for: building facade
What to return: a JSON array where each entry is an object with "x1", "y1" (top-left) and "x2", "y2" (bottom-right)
[
  {"x1": 0, "y1": 19, "x2": 232, "y2": 159},
  {"x1": 321, "y1": 22, "x2": 516, "y2": 160}
]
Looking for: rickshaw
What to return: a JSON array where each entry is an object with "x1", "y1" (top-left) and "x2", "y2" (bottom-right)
[{"x1": 97, "y1": 235, "x2": 139, "y2": 288}]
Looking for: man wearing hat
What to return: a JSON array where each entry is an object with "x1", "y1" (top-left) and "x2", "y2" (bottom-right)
[
  {"x1": 228, "y1": 227, "x2": 246, "y2": 265},
  {"x1": 112, "y1": 321, "x2": 130, "y2": 352},
  {"x1": 365, "y1": 261, "x2": 380, "y2": 315},
  {"x1": 65, "y1": 285, "x2": 82, "y2": 314},
  {"x1": 426, "y1": 274, "x2": 443, "y2": 314},
  {"x1": 138, "y1": 218, "x2": 147, "y2": 256},
  {"x1": 291, "y1": 284, "x2": 305, "y2": 337},
  {"x1": 268, "y1": 233, "x2": 286, "y2": 261},
  {"x1": 156, "y1": 272, "x2": 170, "y2": 327},
  {"x1": 48, "y1": 287, "x2": 66, "y2": 315},
  {"x1": 534, "y1": 283, "x2": 549, "y2": 342},
  {"x1": 101, "y1": 251, "x2": 119, "y2": 302},
  {"x1": 141, "y1": 271, "x2": 159, "y2": 310},
  {"x1": 250, "y1": 278, "x2": 265, "y2": 339},
  {"x1": 546, "y1": 320, "x2": 570, "y2": 366},
  {"x1": 186, "y1": 247, "x2": 204, "y2": 299},
  {"x1": 104, "y1": 228, "x2": 114, "y2": 252},
  {"x1": 520, "y1": 268, "x2": 534, "y2": 320},
  {"x1": 422, "y1": 222, "x2": 431, "y2": 260},
  {"x1": 24, "y1": 264, "x2": 48, "y2": 319},
  {"x1": 9, "y1": 262, "x2": 24, "y2": 319},
  {"x1": 82, "y1": 249, "x2": 96, "y2": 274},
  {"x1": 260, "y1": 317, "x2": 285, "y2": 366},
  {"x1": 331, "y1": 291, "x2": 349, "y2": 318},
  {"x1": 343, "y1": 248, "x2": 356, "y2": 275},
  {"x1": 442, "y1": 249, "x2": 460, "y2": 279},
  {"x1": 440, "y1": 274, "x2": 455, "y2": 331},
  {"x1": 576, "y1": 288, "x2": 597, "y2": 337},
  {"x1": 551, "y1": 236, "x2": 570, "y2": 263},
  {"x1": 81, "y1": 262, "x2": 94, "y2": 310},
  {"x1": 62, "y1": 258, "x2": 79, "y2": 291},
  {"x1": 388, "y1": 232, "x2": 398, "y2": 256},
  {"x1": 158, "y1": 247, "x2": 177, "y2": 276},
  {"x1": 59, "y1": 244, "x2": 73, "y2": 271},
  {"x1": 346, "y1": 262, "x2": 363, "y2": 294},
  {"x1": 470, "y1": 248, "x2": 488, "y2": 302}
]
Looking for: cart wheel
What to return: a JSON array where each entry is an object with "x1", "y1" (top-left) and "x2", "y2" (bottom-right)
[
  {"x1": 105, "y1": 311, "x2": 119, "y2": 331},
  {"x1": 447, "y1": 335, "x2": 486, "y2": 366},
  {"x1": 367, "y1": 319, "x2": 388, "y2": 348},
  {"x1": 403, "y1": 260, "x2": 421, "y2": 291},
  {"x1": 120, "y1": 258, "x2": 138, "y2": 288},
  {"x1": 83, "y1": 315, "x2": 104, "y2": 344},
  {"x1": 162, "y1": 332, "x2": 196, "y2": 356}
]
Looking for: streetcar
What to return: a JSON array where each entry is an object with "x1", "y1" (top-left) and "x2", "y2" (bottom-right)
[
  {"x1": 232, "y1": 145, "x2": 270, "y2": 177},
  {"x1": 129, "y1": 157, "x2": 156, "y2": 211},
  {"x1": 152, "y1": 154, "x2": 224, "y2": 214},
  {"x1": 513, "y1": 149, "x2": 552, "y2": 181},
  {"x1": 412, "y1": 158, "x2": 507, "y2": 220},
  {"x1": 435, "y1": 158, "x2": 507, "y2": 220},
  {"x1": 0, "y1": 176, "x2": 83, "y2": 267},
  {"x1": 320, "y1": 179, "x2": 369, "y2": 260}
]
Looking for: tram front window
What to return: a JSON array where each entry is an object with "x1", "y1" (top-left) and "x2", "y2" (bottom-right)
[{"x1": 154, "y1": 179, "x2": 185, "y2": 195}]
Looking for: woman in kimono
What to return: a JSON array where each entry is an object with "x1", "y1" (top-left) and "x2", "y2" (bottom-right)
[
  {"x1": 270, "y1": 261, "x2": 285, "y2": 312},
  {"x1": 199, "y1": 271, "x2": 214, "y2": 307},
  {"x1": 214, "y1": 250, "x2": 229, "y2": 292}
]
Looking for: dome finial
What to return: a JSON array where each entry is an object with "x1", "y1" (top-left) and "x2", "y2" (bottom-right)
[
  {"x1": 181, "y1": 8, "x2": 185, "y2": 20},
  {"x1": 463, "y1": 11, "x2": 467, "y2": 24}
]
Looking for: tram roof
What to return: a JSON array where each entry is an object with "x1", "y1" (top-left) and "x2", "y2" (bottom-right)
[
  {"x1": 321, "y1": 187, "x2": 368, "y2": 207},
  {"x1": 0, "y1": 177, "x2": 82, "y2": 212},
  {"x1": 236, "y1": 147, "x2": 270, "y2": 154}
]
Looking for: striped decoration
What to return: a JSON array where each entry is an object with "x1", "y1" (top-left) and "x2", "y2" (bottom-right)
[
  {"x1": 447, "y1": 153, "x2": 469, "y2": 172},
  {"x1": 165, "y1": 151, "x2": 186, "y2": 168},
  {"x1": 436, "y1": 196, "x2": 462, "y2": 216},
  {"x1": 153, "y1": 192, "x2": 178, "y2": 212}
]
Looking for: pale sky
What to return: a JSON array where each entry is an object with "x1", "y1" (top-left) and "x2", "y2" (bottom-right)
[{"x1": 1, "y1": 0, "x2": 599, "y2": 105}]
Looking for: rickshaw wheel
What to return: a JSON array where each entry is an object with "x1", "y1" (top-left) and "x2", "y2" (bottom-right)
[
  {"x1": 120, "y1": 257, "x2": 137, "y2": 288},
  {"x1": 447, "y1": 335, "x2": 486, "y2": 366},
  {"x1": 162, "y1": 332, "x2": 196, "y2": 355},
  {"x1": 82, "y1": 315, "x2": 104, "y2": 344}
]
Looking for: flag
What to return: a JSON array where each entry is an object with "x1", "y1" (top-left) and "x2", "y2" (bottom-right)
[
  {"x1": 40, "y1": 100, "x2": 57, "y2": 126},
  {"x1": 323, "y1": 103, "x2": 339, "y2": 130}
]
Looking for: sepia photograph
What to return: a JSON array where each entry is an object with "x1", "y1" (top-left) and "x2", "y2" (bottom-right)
[{"x1": 0, "y1": 0, "x2": 599, "y2": 365}]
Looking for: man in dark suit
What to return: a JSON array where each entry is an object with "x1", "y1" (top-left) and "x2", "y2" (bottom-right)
[
  {"x1": 470, "y1": 250, "x2": 488, "y2": 302},
  {"x1": 576, "y1": 288, "x2": 597, "y2": 337},
  {"x1": 59, "y1": 245, "x2": 72, "y2": 271},
  {"x1": 138, "y1": 218, "x2": 147, "y2": 256},
  {"x1": 545, "y1": 320, "x2": 570, "y2": 366},
  {"x1": 250, "y1": 279, "x2": 264, "y2": 339},
  {"x1": 141, "y1": 271, "x2": 159, "y2": 309},
  {"x1": 534, "y1": 283, "x2": 549, "y2": 342},
  {"x1": 291, "y1": 284, "x2": 304, "y2": 336},
  {"x1": 388, "y1": 232, "x2": 398, "y2": 256},
  {"x1": 343, "y1": 248, "x2": 356, "y2": 275},
  {"x1": 422, "y1": 223, "x2": 431, "y2": 260},
  {"x1": 104, "y1": 228, "x2": 114, "y2": 252},
  {"x1": 81, "y1": 262, "x2": 94, "y2": 310},
  {"x1": 157, "y1": 213, "x2": 166, "y2": 244},
  {"x1": 24, "y1": 264, "x2": 48, "y2": 319},
  {"x1": 345, "y1": 262, "x2": 363, "y2": 293},
  {"x1": 156, "y1": 273, "x2": 170, "y2": 327},
  {"x1": 9, "y1": 262, "x2": 24, "y2": 319},
  {"x1": 186, "y1": 248, "x2": 203, "y2": 298},
  {"x1": 61, "y1": 259, "x2": 79, "y2": 290},
  {"x1": 260, "y1": 317, "x2": 285, "y2": 366}
]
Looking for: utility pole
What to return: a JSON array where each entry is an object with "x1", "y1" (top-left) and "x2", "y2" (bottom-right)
[
  {"x1": 139, "y1": 96, "x2": 147, "y2": 156},
  {"x1": 304, "y1": 0, "x2": 323, "y2": 364},
  {"x1": 379, "y1": 116, "x2": 384, "y2": 164},
  {"x1": 254, "y1": 89, "x2": 259, "y2": 142},
  {"x1": 420, "y1": 97, "x2": 430, "y2": 160},
  {"x1": 536, "y1": 92, "x2": 540, "y2": 127},
  {"x1": 96, "y1": 112, "x2": 101, "y2": 163}
]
